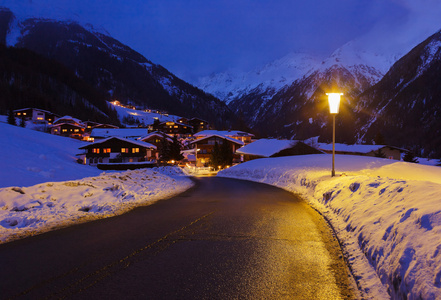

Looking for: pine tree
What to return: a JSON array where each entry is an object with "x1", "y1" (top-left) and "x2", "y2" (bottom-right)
[
  {"x1": 209, "y1": 142, "x2": 221, "y2": 170},
  {"x1": 220, "y1": 140, "x2": 233, "y2": 168},
  {"x1": 7, "y1": 109, "x2": 16, "y2": 126},
  {"x1": 403, "y1": 151, "x2": 419, "y2": 163},
  {"x1": 19, "y1": 116, "x2": 26, "y2": 127},
  {"x1": 169, "y1": 135, "x2": 184, "y2": 162},
  {"x1": 158, "y1": 136, "x2": 170, "y2": 163}
]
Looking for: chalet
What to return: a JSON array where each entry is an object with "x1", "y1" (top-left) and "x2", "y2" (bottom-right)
[
  {"x1": 83, "y1": 121, "x2": 101, "y2": 133},
  {"x1": 194, "y1": 130, "x2": 254, "y2": 144},
  {"x1": 78, "y1": 137, "x2": 156, "y2": 165},
  {"x1": 51, "y1": 123, "x2": 85, "y2": 139},
  {"x1": 189, "y1": 134, "x2": 244, "y2": 167},
  {"x1": 13, "y1": 108, "x2": 59, "y2": 125},
  {"x1": 236, "y1": 139, "x2": 323, "y2": 162},
  {"x1": 138, "y1": 131, "x2": 174, "y2": 160},
  {"x1": 187, "y1": 118, "x2": 210, "y2": 133},
  {"x1": 153, "y1": 121, "x2": 193, "y2": 137},
  {"x1": 90, "y1": 128, "x2": 149, "y2": 141},
  {"x1": 318, "y1": 143, "x2": 407, "y2": 160}
]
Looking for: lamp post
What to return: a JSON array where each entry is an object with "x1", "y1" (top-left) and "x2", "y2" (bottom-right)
[{"x1": 327, "y1": 93, "x2": 343, "y2": 177}]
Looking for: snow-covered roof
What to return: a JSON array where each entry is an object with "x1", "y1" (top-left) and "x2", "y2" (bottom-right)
[
  {"x1": 189, "y1": 134, "x2": 244, "y2": 146},
  {"x1": 138, "y1": 131, "x2": 173, "y2": 142},
  {"x1": 90, "y1": 128, "x2": 149, "y2": 139},
  {"x1": 236, "y1": 139, "x2": 296, "y2": 157},
  {"x1": 79, "y1": 136, "x2": 156, "y2": 149},
  {"x1": 318, "y1": 143, "x2": 407, "y2": 153},
  {"x1": 194, "y1": 130, "x2": 254, "y2": 138},
  {"x1": 51, "y1": 123, "x2": 85, "y2": 128},
  {"x1": 13, "y1": 108, "x2": 54, "y2": 114},
  {"x1": 54, "y1": 115, "x2": 82, "y2": 124}
]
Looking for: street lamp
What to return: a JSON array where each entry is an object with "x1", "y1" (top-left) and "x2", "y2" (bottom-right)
[{"x1": 327, "y1": 93, "x2": 343, "y2": 177}]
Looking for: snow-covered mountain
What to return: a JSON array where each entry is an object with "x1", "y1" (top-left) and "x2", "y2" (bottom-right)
[
  {"x1": 0, "y1": 6, "x2": 237, "y2": 129},
  {"x1": 354, "y1": 29, "x2": 441, "y2": 157},
  {"x1": 197, "y1": 52, "x2": 320, "y2": 105}
]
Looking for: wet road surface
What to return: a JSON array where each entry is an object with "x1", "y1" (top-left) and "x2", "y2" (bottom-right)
[{"x1": 0, "y1": 177, "x2": 359, "y2": 299}]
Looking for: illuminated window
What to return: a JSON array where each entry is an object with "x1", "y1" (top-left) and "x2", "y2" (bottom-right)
[
  {"x1": 17, "y1": 113, "x2": 21, "y2": 115},
  {"x1": 23, "y1": 113, "x2": 26, "y2": 115},
  {"x1": 132, "y1": 148, "x2": 139, "y2": 153},
  {"x1": 74, "y1": 129, "x2": 79, "y2": 132},
  {"x1": 174, "y1": 126, "x2": 178, "y2": 128},
  {"x1": 200, "y1": 122, "x2": 204, "y2": 125},
  {"x1": 62, "y1": 129, "x2": 68, "y2": 133},
  {"x1": 103, "y1": 148, "x2": 111, "y2": 153},
  {"x1": 121, "y1": 148, "x2": 129, "y2": 153},
  {"x1": 93, "y1": 148, "x2": 100, "y2": 154}
]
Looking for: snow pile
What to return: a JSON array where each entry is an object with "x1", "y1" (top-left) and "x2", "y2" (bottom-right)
[
  {"x1": 0, "y1": 168, "x2": 193, "y2": 244},
  {"x1": 218, "y1": 154, "x2": 441, "y2": 299}
]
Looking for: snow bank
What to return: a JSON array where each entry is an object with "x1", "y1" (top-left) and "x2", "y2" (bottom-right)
[
  {"x1": 0, "y1": 168, "x2": 193, "y2": 244},
  {"x1": 218, "y1": 154, "x2": 441, "y2": 299}
]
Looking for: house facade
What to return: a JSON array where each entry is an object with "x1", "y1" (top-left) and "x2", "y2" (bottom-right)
[
  {"x1": 138, "y1": 131, "x2": 174, "y2": 160},
  {"x1": 51, "y1": 123, "x2": 85, "y2": 139},
  {"x1": 190, "y1": 134, "x2": 244, "y2": 167},
  {"x1": 153, "y1": 121, "x2": 193, "y2": 137},
  {"x1": 78, "y1": 137, "x2": 156, "y2": 165},
  {"x1": 194, "y1": 130, "x2": 254, "y2": 145},
  {"x1": 188, "y1": 118, "x2": 210, "y2": 133}
]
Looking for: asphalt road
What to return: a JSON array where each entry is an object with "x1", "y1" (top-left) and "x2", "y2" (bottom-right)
[{"x1": 0, "y1": 177, "x2": 359, "y2": 299}]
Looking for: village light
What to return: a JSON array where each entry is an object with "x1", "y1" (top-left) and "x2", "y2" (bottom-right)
[{"x1": 327, "y1": 93, "x2": 343, "y2": 177}]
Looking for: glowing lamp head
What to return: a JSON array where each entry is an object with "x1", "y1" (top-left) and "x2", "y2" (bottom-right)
[{"x1": 327, "y1": 93, "x2": 343, "y2": 114}]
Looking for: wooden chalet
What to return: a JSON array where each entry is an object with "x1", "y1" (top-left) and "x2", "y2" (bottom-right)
[
  {"x1": 138, "y1": 131, "x2": 174, "y2": 160},
  {"x1": 153, "y1": 121, "x2": 193, "y2": 137},
  {"x1": 14, "y1": 108, "x2": 60, "y2": 125},
  {"x1": 236, "y1": 139, "x2": 323, "y2": 162},
  {"x1": 318, "y1": 144, "x2": 407, "y2": 160},
  {"x1": 187, "y1": 118, "x2": 210, "y2": 133},
  {"x1": 51, "y1": 123, "x2": 85, "y2": 139},
  {"x1": 194, "y1": 130, "x2": 254, "y2": 144},
  {"x1": 189, "y1": 134, "x2": 244, "y2": 167},
  {"x1": 78, "y1": 137, "x2": 156, "y2": 165}
]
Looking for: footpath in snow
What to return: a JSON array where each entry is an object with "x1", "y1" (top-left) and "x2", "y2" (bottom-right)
[
  {"x1": 218, "y1": 154, "x2": 441, "y2": 300},
  {"x1": 0, "y1": 167, "x2": 193, "y2": 244}
]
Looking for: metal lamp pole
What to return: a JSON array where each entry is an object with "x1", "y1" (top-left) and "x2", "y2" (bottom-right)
[{"x1": 327, "y1": 93, "x2": 343, "y2": 177}]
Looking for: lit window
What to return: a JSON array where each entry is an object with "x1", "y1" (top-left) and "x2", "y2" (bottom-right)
[
  {"x1": 62, "y1": 129, "x2": 68, "y2": 133},
  {"x1": 17, "y1": 113, "x2": 21, "y2": 115},
  {"x1": 121, "y1": 148, "x2": 129, "y2": 153},
  {"x1": 93, "y1": 148, "x2": 100, "y2": 154},
  {"x1": 23, "y1": 113, "x2": 26, "y2": 115},
  {"x1": 74, "y1": 129, "x2": 79, "y2": 132},
  {"x1": 174, "y1": 126, "x2": 178, "y2": 128},
  {"x1": 132, "y1": 148, "x2": 139, "y2": 153},
  {"x1": 200, "y1": 122, "x2": 204, "y2": 125},
  {"x1": 103, "y1": 148, "x2": 111, "y2": 153}
]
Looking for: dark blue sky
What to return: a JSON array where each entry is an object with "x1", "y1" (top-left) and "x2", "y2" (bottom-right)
[{"x1": 4, "y1": 0, "x2": 441, "y2": 81}]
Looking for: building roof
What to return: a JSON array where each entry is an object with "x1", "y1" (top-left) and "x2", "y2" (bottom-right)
[
  {"x1": 236, "y1": 139, "x2": 297, "y2": 157},
  {"x1": 317, "y1": 143, "x2": 408, "y2": 153},
  {"x1": 90, "y1": 128, "x2": 149, "y2": 139},
  {"x1": 54, "y1": 115, "x2": 83, "y2": 125},
  {"x1": 194, "y1": 130, "x2": 254, "y2": 138},
  {"x1": 79, "y1": 136, "x2": 156, "y2": 150},
  {"x1": 189, "y1": 134, "x2": 244, "y2": 146},
  {"x1": 13, "y1": 108, "x2": 54, "y2": 114},
  {"x1": 138, "y1": 131, "x2": 173, "y2": 142}
]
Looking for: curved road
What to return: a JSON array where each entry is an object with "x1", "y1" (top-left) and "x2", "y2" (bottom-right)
[{"x1": 0, "y1": 177, "x2": 359, "y2": 299}]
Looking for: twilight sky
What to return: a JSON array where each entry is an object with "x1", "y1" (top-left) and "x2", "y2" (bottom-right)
[{"x1": 3, "y1": 0, "x2": 441, "y2": 81}]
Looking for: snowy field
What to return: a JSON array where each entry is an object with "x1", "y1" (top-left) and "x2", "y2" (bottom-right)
[
  {"x1": 218, "y1": 155, "x2": 441, "y2": 299},
  {"x1": 0, "y1": 120, "x2": 193, "y2": 244}
]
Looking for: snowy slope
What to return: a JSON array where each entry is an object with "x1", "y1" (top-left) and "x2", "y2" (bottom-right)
[
  {"x1": 110, "y1": 102, "x2": 181, "y2": 126},
  {"x1": 219, "y1": 155, "x2": 441, "y2": 299},
  {"x1": 0, "y1": 118, "x2": 102, "y2": 188}
]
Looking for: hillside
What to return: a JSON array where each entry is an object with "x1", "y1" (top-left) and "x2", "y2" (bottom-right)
[{"x1": 0, "y1": 43, "x2": 120, "y2": 124}]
